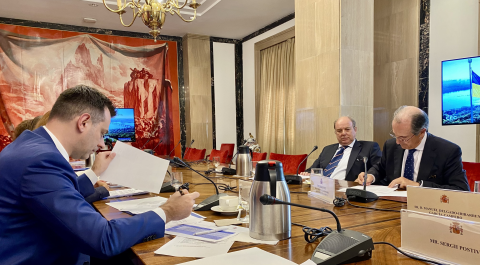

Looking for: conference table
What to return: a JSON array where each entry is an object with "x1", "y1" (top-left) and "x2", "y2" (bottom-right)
[{"x1": 93, "y1": 162, "x2": 424, "y2": 265}]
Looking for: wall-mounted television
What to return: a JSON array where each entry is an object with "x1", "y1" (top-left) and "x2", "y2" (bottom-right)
[
  {"x1": 442, "y1": 56, "x2": 480, "y2": 125},
  {"x1": 104, "y1": 108, "x2": 136, "y2": 142}
]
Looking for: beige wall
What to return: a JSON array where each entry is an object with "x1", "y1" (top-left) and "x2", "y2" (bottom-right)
[
  {"x1": 374, "y1": 0, "x2": 419, "y2": 147},
  {"x1": 183, "y1": 34, "x2": 213, "y2": 153},
  {"x1": 295, "y1": 0, "x2": 374, "y2": 168}
]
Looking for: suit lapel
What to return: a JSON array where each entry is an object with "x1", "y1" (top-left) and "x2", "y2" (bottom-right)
[
  {"x1": 417, "y1": 133, "x2": 436, "y2": 181},
  {"x1": 346, "y1": 140, "x2": 361, "y2": 175},
  {"x1": 321, "y1": 145, "x2": 338, "y2": 168},
  {"x1": 393, "y1": 144, "x2": 404, "y2": 178}
]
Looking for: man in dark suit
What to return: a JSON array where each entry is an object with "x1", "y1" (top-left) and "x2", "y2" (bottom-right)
[
  {"x1": 0, "y1": 85, "x2": 200, "y2": 264},
  {"x1": 356, "y1": 106, "x2": 469, "y2": 191},
  {"x1": 301, "y1": 116, "x2": 382, "y2": 181}
]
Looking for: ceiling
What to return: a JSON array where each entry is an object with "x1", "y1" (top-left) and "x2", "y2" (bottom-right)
[{"x1": 0, "y1": 0, "x2": 295, "y2": 39}]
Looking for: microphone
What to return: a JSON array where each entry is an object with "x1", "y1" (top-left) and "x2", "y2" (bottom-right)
[
  {"x1": 173, "y1": 157, "x2": 227, "y2": 211},
  {"x1": 284, "y1": 145, "x2": 318, "y2": 185},
  {"x1": 140, "y1": 138, "x2": 152, "y2": 150},
  {"x1": 168, "y1": 140, "x2": 182, "y2": 157},
  {"x1": 183, "y1": 139, "x2": 195, "y2": 159},
  {"x1": 345, "y1": 156, "x2": 378, "y2": 202},
  {"x1": 144, "y1": 140, "x2": 162, "y2": 155},
  {"x1": 260, "y1": 194, "x2": 374, "y2": 264},
  {"x1": 221, "y1": 151, "x2": 238, "y2": 175},
  {"x1": 296, "y1": 145, "x2": 318, "y2": 176}
]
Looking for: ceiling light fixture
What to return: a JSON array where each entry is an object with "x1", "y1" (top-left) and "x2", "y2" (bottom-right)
[{"x1": 102, "y1": 0, "x2": 201, "y2": 41}]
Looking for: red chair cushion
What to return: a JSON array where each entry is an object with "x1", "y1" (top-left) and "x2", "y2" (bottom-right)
[
  {"x1": 252, "y1": 152, "x2": 267, "y2": 161},
  {"x1": 209, "y1": 149, "x2": 228, "y2": 163},
  {"x1": 269, "y1": 153, "x2": 308, "y2": 174},
  {"x1": 220, "y1": 143, "x2": 235, "y2": 162},
  {"x1": 184, "y1": 148, "x2": 206, "y2": 161},
  {"x1": 462, "y1": 162, "x2": 480, "y2": 191}
]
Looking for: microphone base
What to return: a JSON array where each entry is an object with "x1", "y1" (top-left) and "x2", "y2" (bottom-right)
[
  {"x1": 284, "y1": 175, "x2": 302, "y2": 184},
  {"x1": 193, "y1": 193, "x2": 229, "y2": 211},
  {"x1": 311, "y1": 229, "x2": 373, "y2": 265},
  {"x1": 345, "y1": 188, "x2": 378, "y2": 203}
]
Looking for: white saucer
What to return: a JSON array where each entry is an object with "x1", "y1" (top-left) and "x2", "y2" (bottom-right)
[{"x1": 211, "y1": 205, "x2": 239, "y2": 215}]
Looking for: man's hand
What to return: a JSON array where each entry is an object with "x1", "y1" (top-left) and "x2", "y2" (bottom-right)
[
  {"x1": 94, "y1": 180, "x2": 109, "y2": 190},
  {"x1": 299, "y1": 172, "x2": 310, "y2": 176},
  {"x1": 91, "y1": 151, "x2": 116, "y2": 176},
  {"x1": 388, "y1": 177, "x2": 419, "y2": 189},
  {"x1": 161, "y1": 190, "x2": 200, "y2": 223},
  {"x1": 355, "y1": 172, "x2": 374, "y2": 185}
]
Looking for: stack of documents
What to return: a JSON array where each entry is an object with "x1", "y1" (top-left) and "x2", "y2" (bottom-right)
[
  {"x1": 338, "y1": 185, "x2": 407, "y2": 197},
  {"x1": 105, "y1": 196, "x2": 168, "y2": 214},
  {"x1": 106, "y1": 188, "x2": 149, "y2": 199}
]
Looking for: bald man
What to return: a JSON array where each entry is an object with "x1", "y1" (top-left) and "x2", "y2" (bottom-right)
[
  {"x1": 356, "y1": 106, "x2": 469, "y2": 191},
  {"x1": 301, "y1": 116, "x2": 382, "y2": 181}
]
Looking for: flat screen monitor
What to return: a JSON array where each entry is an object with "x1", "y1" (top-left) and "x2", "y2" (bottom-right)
[
  {"x1": 104, "y1": 108, "x2": 136, "y2": 142},
  {"x1": 442, "y1": 56, "x2": 480, "y2": 125}
]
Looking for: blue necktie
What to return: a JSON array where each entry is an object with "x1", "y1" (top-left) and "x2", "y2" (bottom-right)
[
  {"x1": 404, "y1": 149, "x2": 417, "y2": 181},
  {"x1": 324, "y1": 146, "x2": 347, "y2": 178}
]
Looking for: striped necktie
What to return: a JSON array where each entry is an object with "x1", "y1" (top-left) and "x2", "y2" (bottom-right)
[
  {"x1": 404, "y1": 149, "x2": 417, "y2": 181},
  {"x1": 324, "y1": 146, "x2": 347, "y2": 178}
]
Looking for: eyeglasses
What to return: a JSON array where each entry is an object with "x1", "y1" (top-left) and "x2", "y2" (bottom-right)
[{"x1": 389, "y1": 130, "x2": 415, "y2": 143}]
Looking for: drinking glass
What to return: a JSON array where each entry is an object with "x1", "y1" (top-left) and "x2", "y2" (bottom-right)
[
  {"x1": 311, "y1": 168, "x2": 323, "y2": 177},
  {"x1": 251, "y1": 161, "x2": 259, "y2": 177},
  {"x1": 213, "y1": 156, "x2": 220, "y2": 169},
  {"x1": 237, "y1": 180, "x2": 252, "y2": 223},
  {"x1": 474, "y1": 181, "x2": 480, "y2": 193},
  {"x1": 172, "y1": 172, "x2": 183, "y2": 192}
]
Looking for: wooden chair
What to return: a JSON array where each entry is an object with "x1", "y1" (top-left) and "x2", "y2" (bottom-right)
[
  {"x1": 269, "y1": 153, "x2": 308, "y2": 174},
  {"x1": 184, "y1": 148, "x2": 206, "y2": 161},
  {"x1": 220, "y1": 143, "x2": 235, "y2": 163},
  {"x1": 252, "y1": 152, "x2": 267, "y2": 161},
  {"x1": 208, "y1": 149, "x2": 228, "y2": 163},
  {"x1": 462, "y1": 162, "x2": 480, "y2": 191}
]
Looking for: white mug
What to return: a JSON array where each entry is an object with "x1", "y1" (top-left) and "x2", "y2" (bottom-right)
[{"x1": 219, "y1": 196, "x2": 238, "y2": 211}]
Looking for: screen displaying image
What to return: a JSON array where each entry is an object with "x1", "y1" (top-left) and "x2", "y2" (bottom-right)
[
  {"x1": 442, "y1": 56, "x2": 480, "y2": 125},
  {"x1": 104, "y1": 108, "x2": 136, "y2": 142}
]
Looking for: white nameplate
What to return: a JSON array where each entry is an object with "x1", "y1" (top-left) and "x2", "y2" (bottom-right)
[
  {"x1": 308, "y1": 175, "x2": 335, "y2": 204},
  {"x1": 407, "y1": 186, "x2": 480, "y2": 222},
  {"x1": 400, "y1": 210, "x2": 480, "y2": 265}
]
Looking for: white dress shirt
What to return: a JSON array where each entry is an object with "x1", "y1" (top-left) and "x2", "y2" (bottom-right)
[
  {"x1": 329, "y1": 139, "x2": 356, "y2": 180},
  {"x1": 401, "y1": 133, "x2": 427, "y2": 182},
  {"x1": 42, "y1": 126, "x2": 166, "y2": 221}
]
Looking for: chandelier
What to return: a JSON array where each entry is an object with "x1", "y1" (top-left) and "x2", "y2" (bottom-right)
[{"x1": 103, "y1": 0, "x2": 201, "y2": 41}]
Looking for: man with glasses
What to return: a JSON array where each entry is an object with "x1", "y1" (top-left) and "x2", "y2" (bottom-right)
[
  {"x1": 355, "y1": 106, "x2": 469, "y2": 191},
  {"x1": 301, "y1": 116, "x2": 382, "y2": 181}
]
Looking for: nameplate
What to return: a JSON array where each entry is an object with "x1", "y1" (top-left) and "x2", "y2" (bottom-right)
[
  {"x1": 400, "y1": 210, "x2": 480, "y2": 265},
  {"x1": 407, "y1": 186, "x2": 480, "y2": 222},
  {"x1": 308, "y1": 175, "x2": 335, "y2": 204}
]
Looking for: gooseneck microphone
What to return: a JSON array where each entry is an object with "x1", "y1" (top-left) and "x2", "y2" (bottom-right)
[
  {"x1": 183, "y1": 139, "x2": 195, "y2": 159},
  {"x1": 260, "y1": 194, "x2": 374, "y2": 265},
  {"x1": 140, "y1": 138, "x2": 152, "y2": 150},
  {"x1": 173, "y1": 157, "x2": 227, "y2": 211},
  {"x1": 296, "y1": 145, "x2": 318, "y2": 176},
  {"x1": 168, "y1": 140, "x2": 182, "y2": 157},
  {"x1": 345, "y1": 156, "x2": 378, "y2": 202}
]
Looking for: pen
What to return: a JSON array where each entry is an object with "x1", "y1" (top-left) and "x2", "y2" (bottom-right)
[
  {"x1": 97, "y1": 149, "x2": 111, "y2": 153},
  {"x1": 193, "y1": 228, "x2": 227, "y2": 236}
]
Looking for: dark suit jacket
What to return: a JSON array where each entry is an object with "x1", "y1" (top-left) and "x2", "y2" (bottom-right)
[
  {"x1": 368, "y1": 133, "x2": 469, "y2": 191},
  {"x1": 0, "y1": 127, "x2": 165, "y2": 265},
  {"x1": 306, "y1": 140, "x2": 382, "y2": 181},
  {"x1": 85, "y1": 186, "x2": 110, "y2": 204}
]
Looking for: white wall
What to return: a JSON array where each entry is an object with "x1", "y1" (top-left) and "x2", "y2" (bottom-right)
[
  {"x1": 430, "y1": 0, "x2": 478, "y2": 162},
  {"x1": 242, "y1": 19, "x2": 295, "y2": 139},
  {"x1": 213, "y1": 42, "x2": 237, "y2": 151}
]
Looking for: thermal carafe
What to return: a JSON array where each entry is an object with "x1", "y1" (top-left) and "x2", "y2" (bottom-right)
[
  {"x1": 249, "y1": 160, "x2": 291, "y2": 241},
  {"x1": 236, "y1": 145, "x2": 251, "y2": 177}
]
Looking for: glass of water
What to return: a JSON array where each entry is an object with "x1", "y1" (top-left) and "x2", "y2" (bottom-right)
[
  {"x1": 213, "y1": 156, "x2": 220, "y2": 169},
  {"x1": 474, "y1": 181, "x2": 480, "y2": 193},
  {"x1": 237, "y1": 180, "x2": 252, "y2": 223},
  {"x1": 172, "y1": 172, "x2": 183, "y2": 192}
]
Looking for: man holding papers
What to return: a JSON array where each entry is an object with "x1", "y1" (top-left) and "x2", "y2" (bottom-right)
[
  {"x1": 0, "y1": 85, "x2": 200, "y2": 264},
  {"x1": 355, "y1": 106, "x2": 469, "y2": 191}
]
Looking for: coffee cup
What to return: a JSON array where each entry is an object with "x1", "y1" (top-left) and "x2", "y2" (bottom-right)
[{"x1": 219, "y1": 196, "x2": 238, "y2": 211}]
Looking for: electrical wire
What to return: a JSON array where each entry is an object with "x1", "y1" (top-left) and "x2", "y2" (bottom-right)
[
  {"x1": 292, "y1": 222, "x2": 333, "y2": 243},
  {"x1": 191, "y1": 182, "x2": 237, "y2": 193},
  {"x1": 346, "y1": 198, "x2": 401, "y2": 212},
  {"x1": 373, "y1": 242, "x2": 444, "y2": 265}
]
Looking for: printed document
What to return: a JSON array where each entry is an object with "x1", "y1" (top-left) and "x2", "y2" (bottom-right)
[
  {"x1": 154, "y1": 237, "x2": 234, "y2": 258},
  {"x1": 106, "y1": 188, "x2": 148, "y2": 199},
  {"x1": 106, "y1": 196, "x2": 168, "y2": 214},
  {"x1": 338, "y1": 185, "x2": 407, "y2": 197}
]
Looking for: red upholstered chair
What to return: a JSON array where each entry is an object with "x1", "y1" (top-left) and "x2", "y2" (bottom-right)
[
  {"x1": 184, "y1": 148, "x2": 206, "y2": 161},
  {"x1": 220, "y1": 144, "x2": 235, "y2": 162},
  {"x1": 252, "y1": 152, "x2": 267, "y2": 161},
  {"x1": 462, "y1": 162, "x2": 480, "y2": 191},
  {"x1": 269, "y1": 153, "x2": 308, "y2": 174},
  {"x1": 208, "y1": 149, "x2": 228, "y2": 163}
]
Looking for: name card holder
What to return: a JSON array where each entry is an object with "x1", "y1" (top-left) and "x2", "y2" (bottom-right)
[
  {"x1": 308, "y1": 174, "x2": 335, "y2": 204},
  {"x1": 400, "y1": 209, "x2": 480, "y2": 265}
]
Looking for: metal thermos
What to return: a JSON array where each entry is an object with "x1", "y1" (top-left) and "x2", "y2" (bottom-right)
[
  {"x1": 249, "y1": 160, "x2": 291, "y2": 241},
  {"x1": 236, "y1": 145, "x2": 251, "y2": 177}
]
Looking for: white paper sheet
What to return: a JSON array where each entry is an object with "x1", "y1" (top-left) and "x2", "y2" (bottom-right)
[
  {"x1": 177, "y1": 247, "x2": 297, "y2": 265},
  {"x1": 100, "y1": 141, "x2": 169, "y2": 193},
  {"x1": 165, "y1": 213, "x2": 206, "y2": 229},
  {"x1": 106, "y1": 188, "x2": 148, "y2": 199},
  {"x1": 299, "y1": 259, "x2": 317, "y2": 265},
  {"x1": 338, "y1": 185, "x2": 407, "y2": 197},
  {"x1": 165, "y1": 223, "x2": 238, "y2": 243},
  {"x1": 230, "y1": 226, "x2": 278, "y2": 245},
  {"x1": 106, "y1": 196, "x2": 168, "y2": 214},
  {"x1": 154, "y1": 237, "x2": 235, "y2": 258}
]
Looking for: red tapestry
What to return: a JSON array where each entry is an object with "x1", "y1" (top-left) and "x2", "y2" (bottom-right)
[{"x1": 0, "y1": 24, "x2": 180, "y2": 155}]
